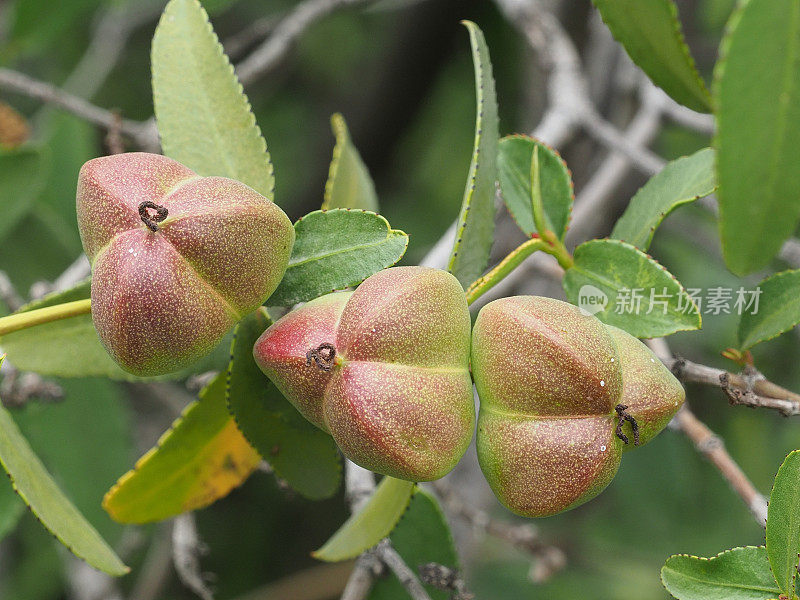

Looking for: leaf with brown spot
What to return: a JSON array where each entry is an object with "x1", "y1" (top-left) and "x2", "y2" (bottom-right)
[{"x1": 103, "y1": 372, "x2": 260, "y2": 524}]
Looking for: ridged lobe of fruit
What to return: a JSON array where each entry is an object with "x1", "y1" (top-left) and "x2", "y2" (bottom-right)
[
  {"x1": 605, "y1": 325, "x2": 684, "y2": 448},
  {"x1": 471, "y1": 296, "x2": 621, "y2": 416},
  {"x1": 253, "y1": 292, "x2": 351, "y2": 430},
  {"x1": 252, "y1": 266, "x2": 475, "y2": 482},
  {"x1": 477, "y1": 411, "x2": 622, "y2": 518},
  {"x1": 325, "y1": 267, "x2": 474, "y2": 481},
  {"x1": 77, "y1": 152, "x2": 294, "y2": 376}
]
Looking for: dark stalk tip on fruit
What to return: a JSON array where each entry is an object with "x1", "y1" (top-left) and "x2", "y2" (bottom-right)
[
  {"x1": 614, "y1": 404, "x2": 640, "y2": 446},
  {"x1": 137, "y1": 201, "x2": 169, "y2": 232},
  {"x1": 306, "y1": 343, "x2": 337, "y2": 371}
]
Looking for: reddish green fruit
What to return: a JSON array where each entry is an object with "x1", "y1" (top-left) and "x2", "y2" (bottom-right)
[
  {"x1": 471, "y1": 296, "x2": 683, "y2": 517},
  {"x1": 77, "y1": 152, "x2": 294, "y2": 376},
  {"x1": 254, "y1": 266, "x2": 474, "y2": 481}
]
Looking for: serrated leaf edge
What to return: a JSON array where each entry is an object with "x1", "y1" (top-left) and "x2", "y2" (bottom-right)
[
  {"x1": 448, "y1": 20, "x2": 499, "y2": 276},
  {"x1": 0, "y1": 355, "x2": 129, "y2": 575},
  {"x1": 738, "y1": 269, "x2": 800, "y2": 350},
  {"x1": 102, "y1": 373, "x2": 257, "y2": 523},
  {"x1": 152, "y1": 0, "x2": 275, "y2": 200},
  {"x1": 594, "y1": 0, "x2": 711, "y2": 112},
  {"x1": 661, "y1": 545, "x2": 781, "y2": 598},
  {"x1": 312, "y1": 480, "x2": 417, "y2": 562},
  {"x1": 568, "y1": 238, "x2": 702, "y2": 336}
]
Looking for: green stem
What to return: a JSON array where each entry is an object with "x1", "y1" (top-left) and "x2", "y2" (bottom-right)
[
  {"x1": 466, "y1": 238, "x2": 548, "y2": 305},
  {"x1": 0, "y1": 299, "x2": 92, "y2": 337},
  {"x1": 540, "y1": 238, "x2": 574, "y2": 270}
]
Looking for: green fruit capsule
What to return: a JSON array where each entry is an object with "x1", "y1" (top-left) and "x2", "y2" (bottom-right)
[
  {"x1": 254, "y1": 266, "x2": 475, "y2": 482},
  {"x1": 471, "y1": 296, "x2": 683, "y2": 517},
  {"x1": 77, "y1": 152, "x2": 294, "y2": 376}
]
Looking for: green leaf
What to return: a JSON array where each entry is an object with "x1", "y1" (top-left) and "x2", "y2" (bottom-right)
[
  {"x1": 497, "y1": 135, "x2": 573, "y2": 241},
  {"x1": 152, "y1": 0, "x2": 274, "y2": 198},
  {"x1": 103, "y1": 372, "x2": 261, "y2": 524},
  {"x1": 267, "y1": 209, "x2": 408, "y2": 306},
  {"x1": 0, "y1": 146, "x2": 50, "y2": 244},
  {"x1": 766, "y1": 450, "x2": 800, "y2": 597},
  {"x1": 562, "y1": 239, "x2": 701, "y2": 337},
  {"x1": 322, "y1": 113, "x2": 379, "y2": 211},
  {"x1": 15, "y1": 378, "x2": 132, "y2": 543},
  {"x1": 226, "y1": 309, "x2": 341, "y2": 499},
  {"x1": 714, "y1": 0, "x2": 800, "y2": 275},
  {"x1": 661, "y1": 547, "x2": 781, "y2": 600},
  {"x1": 612, "y1": 148, "x2": 716, "y2": 251},
  {"x1": 0, "y1": 281, "x2": 230, "y2": 380},
  {"x1": 0, "y1": 356, "x2": 128, "y2": 576},
  {"x1": 592, "y1": 0, "x2": 712, "y2": 112},
  {"x1": 369, "y1": 489, "x2": 459, "y2": 600},
  {"x1": 313, "y1": 477, "x2": 415, "y2": 562},
  {"x1": 448, "y1": 21, "x2": 499, "y2": 287},
  {"x1": 737, "y1": 270, "x2": 800, "y2": 350}
]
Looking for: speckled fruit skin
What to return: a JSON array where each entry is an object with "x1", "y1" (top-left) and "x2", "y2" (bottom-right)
[
  {"x1": 254, "y1": 266, "x2": 475, "y2": 481},
  {"x1": 77, "y1": 152, "x2": 294, "y2": 376},
  {"x1": 471, "y1": 296, "x2": 683, "y2": 518},
  {"x1": 605, "y1": 325, "x2": 684, "y2": 448}
]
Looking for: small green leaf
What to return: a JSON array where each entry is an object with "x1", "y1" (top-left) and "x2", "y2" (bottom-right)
[
  {"x1": 323, "y1": 113, "x2": 379, "y2": 211},
  {"x1": 448, "y1": 21, "x2": 499, "y2": 287},
  {"x1": 661, "y1": 547, "x2": 781, "y2": 600},
  {"x1": 226, "y1": 309, "x2": 341, "y2": 499},
  {"x1": 737, "y1": 270, "x2": 800, "y2": 350},
  {"x1": 0, "y1": 146, "x2": 50, "y2": 244},
  {"x1": 766, "y1": 450, "x2": 800, "y2": 597},
  {"x1": 0, "y1": 356, "x2": 128, "y2": 576},
  {"x1": 0, "y1": 280, "x2": 230, "y2": 380},
  {"x1": 714, "y1": 0, "x2": 800, "y2": 275},
  {"x1": 612, "y1": 148, "x2": 716, "y2": 250},
  {"x1": 562, "y1": 239, "x2": 701, "y2": 338},
  {"x1": 593, "y1": 0, "x2": 711, "y2": 112},
  {"x1": 103, "y1": 372, "x2": 261, "y2": 524},
  {"x1": 497, "y1": 135, "x2": 574, "y2": 240},
  {"x1": 152, "y1": 0, "x2": 274, "y2": 198},
  {"x1": 267, "y1": 209, "x2": 408, "y2": 306},
  {"x1": 369, "y1": 489, "x2": 459, "y2": 600},
  {"x1": 313, "y1": 477, "x2": 415, "y2": 562}
]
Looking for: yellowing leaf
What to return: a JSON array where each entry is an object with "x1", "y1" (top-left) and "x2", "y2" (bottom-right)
[{"x1": 103, "y1": 373, "x2": 260, "y2": 523}]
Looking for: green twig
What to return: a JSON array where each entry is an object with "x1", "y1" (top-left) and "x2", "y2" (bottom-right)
[
  {"x1": 466, "y1": 238, "x2": 548, "y2": 305},
  {"x1": 0, "y1": 299, "x2": 92, "y2": 337}
]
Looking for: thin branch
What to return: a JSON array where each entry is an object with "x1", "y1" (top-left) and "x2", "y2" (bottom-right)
[
  {"x1": 374, "y1": 540, "x2": 433, "y2": 600},
  {"x1": 646, "y1": 339, "x2": 769, "y2": 527},
  {"x1": 666, "y1": 357, "x2": 800, "y2": 417},
  {"x1": 567, "y1": 80, "x2": 665, "y2": 245},
  {"x1": 236, "y1": 0, "x2": 370, "y2": 85},
  {"x1": 671, "y1": 406, "x2": 769, "y2": 526},
  {"x1": 431, "y1": 480, "x2": 566, "y2": 583},
  {"x1": 418, "y1": 563, "x2": 474, "y2": 600},
  {"x1": 0, "y1": 68, "x2": 156, "y2": 148},
  {"x1": 340, "y1": 553, "x2": 383, "y2": 600},
  {"x1": 173, "y1": 514, "x2": 215, "y2": 600},
  {"x1": 340, "y1": 461, "x2": 433, "y2": 600}
]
